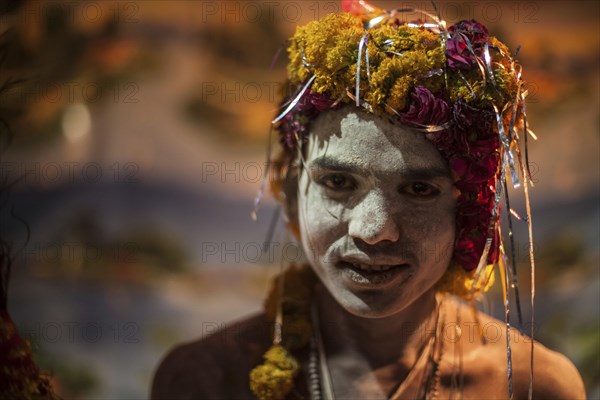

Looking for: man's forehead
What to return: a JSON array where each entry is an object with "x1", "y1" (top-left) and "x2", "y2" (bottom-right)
[
  {"x1": 307, "y1": 108, "x2": 450, "y2": 175},
  {"x1": 312, "y1": 108, "x2": 392, "y2": 139},
  {"x1": 308, "y1": 154, "x2": 452, "y2": 181}
]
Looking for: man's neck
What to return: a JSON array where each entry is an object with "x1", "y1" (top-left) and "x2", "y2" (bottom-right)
[{"x1": 314, "y1": 284, "x2": 439, "y2": 369}]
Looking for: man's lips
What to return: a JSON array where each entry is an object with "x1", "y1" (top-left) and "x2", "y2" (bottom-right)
[
  {"x1": 337, "y1": 253, "x2": 410, "y2": 267},
  {"x1": 336, "y1": 260, "x2": 409, "y2": 272},
  {"x1": 336, "y1": 260, "x2": 411, "y2": 287}
]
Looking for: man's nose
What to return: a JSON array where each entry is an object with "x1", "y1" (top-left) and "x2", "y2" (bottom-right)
[{"x1": 348, "y1": 190, "x2": 400, "y2": 244}]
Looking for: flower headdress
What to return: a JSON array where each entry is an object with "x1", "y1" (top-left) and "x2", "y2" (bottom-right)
[
  {"x1": 269, "y1": 1, "x2": 536, "y2": 296},
  {"x1": 252, "y1": 1, "x2": 537, "y2": 398}
]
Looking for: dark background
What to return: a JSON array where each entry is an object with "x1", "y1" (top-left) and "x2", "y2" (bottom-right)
[{"x1": 0, "y1": 1, "x2": 598, "y2": 398}]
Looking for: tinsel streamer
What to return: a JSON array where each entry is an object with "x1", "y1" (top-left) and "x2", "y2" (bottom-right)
[
  {"x1": 269, "y1": 46, "x2": 284, "y2": 71},
  {"x1": 457, "y1": 70, "x2": 476, "y2": 99},
  {"x1": 272, "y1": 74, "x2": 316, "y2": 124},
  {"x1": 458, "y1": 31, "x2": 487, "y2": 86},
  {"x1": 411, "y1": 121, "x2": 452, "y2": 133},
  {"x1": 498, "y1": 51, "x2": 525, "y2": 333},
  {"x1": 469, "y1": 98, "x2": 515, "y2": 298},
  {"x1": 364, "y1": 5, "x2": 445, "y2": 31},
  {"x1": 521, "y1": 92, "x2": 535, "y2": 183},
  {"x1": 274, "y1": 260, "x2": 285, "y2": 346},
  {"x1": 511, "y1": 47, "x2": 535, "y2": 183},
  {"x1": 509, "y1": 208, "x2": 525, "y2": 221},
  {"x1": 503, "y1": 177, "x2": 524, "y2": 328},
  {"x1": 382, "y1": 38, "x2": 402, "y2": 57},
  {"x1": 355, "y1": 33, "x2": 369, "y2": 107},
  {"x1": 509, "y1": 65, "x2": 523, "y2": 142},
  {"x1": 417, "y1": 68, "x2": 444, "y2": 79},
  {"x1": 468, "y1": 169, "x2": 503, "y2": 298},
  {"x1": 523, "y1": 155, "x2": 536, "y2": 400},
  {"x1": 384, "y1": 102, "x2": 402, "y2": 117},
  {"x1": 407, "y1": 22, "x2": 440, "y2": 29},
  {"x1": 430, "y1": 0, "x2": 443, "y2": 24},
  {"x1": 346, "y1": 90, "x2": 373, "y2": 112},
  {"x1": 385, "y1": 50, "x2": 404, "y2": 57},
  {"x1": 483, "y1": 43, "x2": 499, "y2": 91},
  {"x1": 518, "y1": 88, "x2": 536, "y2": 400},
  {"x1": 396, "y1": 7, "x2": 444, "y2": 27},
  {"x1": 493, "y1": 105, "x2": 520, "y2": 188},
  {"x1": 252, "y1": 126, "x2": 274, "y2": 221},
  {"x1": 365, "y1": 35, "x2": 371, "y2": 82},
  {"x1": 262, "y1": 206, "x2": 282, "y2": 254},
  {"x1": 499, "y1": 244, "x2": 514, "y2": 400},
  {"x1": 366, "y1": 11, "x2": 390, "y2": 29},
  {"x1": 365, "y1": 14, "x2": 387, "y2": 29}
]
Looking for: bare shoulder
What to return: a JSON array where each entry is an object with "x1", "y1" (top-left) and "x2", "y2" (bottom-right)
[
  {"x1": 151, "y1": 312, "x2": 272, "y2": 400},
  {"x1": 451, "y1": 300, "x2": 585, "y2": 399},
  {"x1": 506, "y1": 322, "x2": 586, "y2": 399}
]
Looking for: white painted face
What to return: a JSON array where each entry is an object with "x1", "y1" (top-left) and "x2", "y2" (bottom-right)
[{"x1": 295, "y1": 107, "x2": 457, "y2": 318}]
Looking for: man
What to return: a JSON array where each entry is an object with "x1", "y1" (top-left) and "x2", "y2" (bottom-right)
[
  {"x1": 152, "y1": 3, "x2": 585, "y2": 399},
  {"x1": 151, "y1": 107, "x2": 584, "y2": 400}
]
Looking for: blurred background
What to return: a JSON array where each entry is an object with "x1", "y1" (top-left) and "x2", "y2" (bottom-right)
[{"x1": 0, "y1": 1, "x2": 597, "y2": 398}]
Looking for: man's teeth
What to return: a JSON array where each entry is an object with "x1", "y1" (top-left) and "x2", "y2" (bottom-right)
[{"x1": 351, "y1": 263, "x2": 394, "y2": 272}]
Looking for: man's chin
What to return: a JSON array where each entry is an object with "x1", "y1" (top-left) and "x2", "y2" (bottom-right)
[{"x1": 329, "y1": 286, "x2": 409, "y2": 319}]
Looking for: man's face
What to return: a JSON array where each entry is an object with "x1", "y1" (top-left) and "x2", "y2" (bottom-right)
[{"x1": 295, "y1": 107, "x2": 457, "y2": 318}]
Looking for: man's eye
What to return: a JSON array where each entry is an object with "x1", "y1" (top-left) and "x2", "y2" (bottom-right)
[
  {"x1": 319, "y1": 174, "x2": 355, "y2": 191},
  {"x1": 403, "y1": 182, "x2": 439, "y2": 197}
]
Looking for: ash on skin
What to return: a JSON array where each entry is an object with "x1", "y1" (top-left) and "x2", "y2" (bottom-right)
[{"x1": 294, "y1": 107, "x2": 457, "y2": 319}]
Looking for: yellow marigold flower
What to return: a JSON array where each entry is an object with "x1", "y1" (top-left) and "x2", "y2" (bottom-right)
[
  {"x1": 387, "y1": 76, "x2": 415, "y2": 112},
  {"x1": 249, "y1": 344, "x2": 299, "y2": 400},
  {"x1": 436, "y1": 262, "x2": 496, "y2": 299}
]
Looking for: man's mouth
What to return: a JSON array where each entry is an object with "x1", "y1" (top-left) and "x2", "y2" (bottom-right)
[
  {"x1": 337, "y1": 260, "x2": 410, "y2": 287},
  {"x1": 347, "y1": 262, "x2": 397, "y2": 272}
]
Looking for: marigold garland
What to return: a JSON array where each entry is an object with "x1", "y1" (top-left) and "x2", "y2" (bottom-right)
[{"x1": 249, "y1": 265, "x2": 317, "y2": 400}]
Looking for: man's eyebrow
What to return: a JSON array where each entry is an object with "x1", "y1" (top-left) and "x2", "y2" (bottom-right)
[
  {"x1": 309, "y1": 156, "x2": 362, "y2": 174},
  {"x1": 309, "y1": 156, "x2": 452, "y2": 180},
  {"x1": 401, "y1": 167, "x2": 453, "y2": 181}
]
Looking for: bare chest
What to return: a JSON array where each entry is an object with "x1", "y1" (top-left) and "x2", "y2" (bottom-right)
[{"x1": 297, "y1": 350, "x2": 512, "y2": 400}]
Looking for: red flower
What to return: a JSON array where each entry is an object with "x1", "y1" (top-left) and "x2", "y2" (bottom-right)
[
  {"x1": 278, "y1": 91, "x2": 338, "y2": 152},
  {"x1": 468, "y1": 137, "x2": 499, "y2": 159},
  {"x1": 400, "y1": 86, "x2": 450, "y2": 126},
  {"x1": 453, "y1": 238, "x2": 481, "y2": 271},
  {"x1": 452, "y1": 100, "x2": 495, "y2": 139},
  {"x1": 309, "y1": 92, "x2": 337, "y2": 112},
  {"x1": 451, "y1": 155, "x2": 497, "y2": 187},
  {"x1": 427, "y1": 100, "x2": 495, "y2": 156},
  {"x1": 446, "y1": 20, "x2": 489, "y2": 70}
]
